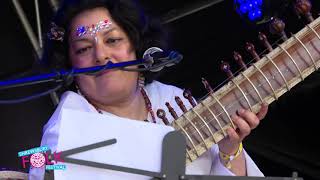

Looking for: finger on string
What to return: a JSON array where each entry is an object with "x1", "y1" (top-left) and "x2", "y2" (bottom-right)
[
  {"x1": 256, "y1": 103, "x2": 268, "y2": 120},
  {"x1": 237, "y1": 109, "x2": 259, "y2": 129},
  {"x1": 232, "y1": 115, "x2": 251, "y2": 139}
]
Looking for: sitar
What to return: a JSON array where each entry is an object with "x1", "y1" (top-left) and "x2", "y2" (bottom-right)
[{"x1": 161, "y1": 1, "x2": 320, "y2": 164}]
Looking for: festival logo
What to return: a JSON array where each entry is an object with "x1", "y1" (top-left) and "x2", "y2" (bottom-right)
[{"x1": 18, "y1": 146, "x2": 66, "y2": 170}]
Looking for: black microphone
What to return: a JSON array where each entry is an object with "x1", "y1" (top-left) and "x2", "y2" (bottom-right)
[{"x1": 142, "y1": 47, "x2": 183, "y2": 72}]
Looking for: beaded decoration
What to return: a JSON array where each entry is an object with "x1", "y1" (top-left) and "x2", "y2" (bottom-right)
[
  {"x1": 140, "y1": 88, "x2": 156, "y2": 123},
  {"x1": 47, "y1": 22, "x2": 65, "y2": 41},
  {"x1": 76, "y1": 19, "x2": 112, "y2": 37}
]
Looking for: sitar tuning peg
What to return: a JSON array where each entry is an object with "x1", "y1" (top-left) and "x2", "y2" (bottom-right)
[
  {"x1": 220, "y1": 61, "x2": 234, "y2": 79},
  {"x1": 156, "y1": 109, "x2": 170, "y2": 125},
  {"x1": 175, "y1": 96, "x2": 187, "y2": 113},
  {"x1": 269, "y1": 17, "x2": 288, "y2": 41},
  {"x1": 165, "y1": 102, "x2": 178, "y2": 120},
  {"x1": 183, "y1": 89, "x2": 197, "y2": 107},
  {"x1": 201, "y1": 77, "x2": 214, "y2": 93},
  {"x1": 233, "y1": 51, "x2": 247, "y2": 69},
  {"x1": 245, "y1": 42, "x2": 261, "y2": 62},
  {"x1": 258, "y1": 32, "x2": 273, "y2": 52},
  {"x1": 294, "y1": 0, "x2": 314, "y2": 23}
]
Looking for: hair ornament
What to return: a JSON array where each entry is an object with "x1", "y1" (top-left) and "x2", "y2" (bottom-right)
[{"x1": 47, "y1": 22, "x2": 65, "y2": 42}]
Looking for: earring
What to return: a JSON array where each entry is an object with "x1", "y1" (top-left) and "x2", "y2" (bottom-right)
[{"x1": 138, "y1": 74, "x2": 145, "y2": 89}]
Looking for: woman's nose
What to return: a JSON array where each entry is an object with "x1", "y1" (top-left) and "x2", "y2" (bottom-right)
[{"x1": 94, "y1": 41, "x2": 110, "y2": 65}]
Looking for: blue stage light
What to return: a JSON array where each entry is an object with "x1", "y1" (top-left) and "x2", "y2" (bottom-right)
[
  {"x1": 234, "y1": 0, "x2": 264, "y2": 22},
  {"x1": 248, "y1": 8, "x2": 262, "y2": 21},
  {"x1": 239, "y1": 4, "x2": 249, "y2": 14},
  {"x1": 248, "y1": 2, "x2": 254, "y2": 10},
  {"x1": 237, "y1": 0, "x2": 246, "y2": 3}
]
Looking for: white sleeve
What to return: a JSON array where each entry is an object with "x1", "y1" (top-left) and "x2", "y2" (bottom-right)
[{"x1": 210, "y1": 145, "x2": 264, "y2": 176}]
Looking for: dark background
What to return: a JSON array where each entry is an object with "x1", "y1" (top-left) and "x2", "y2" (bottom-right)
[{"x1": 1, "y1": 0, "x2": 320, "y2": 179}]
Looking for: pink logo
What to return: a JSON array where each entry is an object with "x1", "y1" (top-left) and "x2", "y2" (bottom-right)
[
  {"x1": 21, "y1": 152, "x2": 64, "y2": 169},
  {"x1": 19, "y1": 146, "x2": 66, "y2": 170},
  {"x1": 30, "y1": 153, "x2": 46, "y2": 168}
]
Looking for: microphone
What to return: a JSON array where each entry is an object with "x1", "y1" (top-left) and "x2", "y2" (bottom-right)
[{"x1": 142, "y1": 47, "x2": 183, "y2": 72}]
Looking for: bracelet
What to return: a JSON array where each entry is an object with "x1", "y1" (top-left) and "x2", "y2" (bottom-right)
[{"x1": 219, "y1": 142, "x2": 243, "y2": 169}]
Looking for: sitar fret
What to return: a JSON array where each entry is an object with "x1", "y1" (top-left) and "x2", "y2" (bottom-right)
[
  {"x1": 240, "y1": 72, "x2": 264, "y2": 103},
  {"x1": 231, "y1": 79, "x2": 253, "y2": 111},
  {"x1": 265, "y1": 55, "x2": 291, "y2": 91},
  {"x1": 292, "y1": 34, "x2": 317, "y2": 70},
  {"x1": 182, "y1": 114, "x2": 209, "y2": 150},
  {"x1": 201, "y1": 102, "x2": 227, "y2": 136},
  {"x1": 192, "y1": 108, "x2": 217, "y2": 143},
  {"x1": 279, "y1": 45, "x2": 304, "y2": 81}
]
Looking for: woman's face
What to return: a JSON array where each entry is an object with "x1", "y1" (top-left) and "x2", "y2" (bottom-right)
[{"x1": 68, "y1": 7, "x2": 139, "y2": 105}]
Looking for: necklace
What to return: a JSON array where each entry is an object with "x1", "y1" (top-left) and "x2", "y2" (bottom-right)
[{"x1": 96, "y1": 88, "x2": 156, "y2": 123}]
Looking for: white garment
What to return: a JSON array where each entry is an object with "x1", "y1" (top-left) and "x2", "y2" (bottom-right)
[{"x1": 29, "y1": 81, "x2": 264, "y2": 179}]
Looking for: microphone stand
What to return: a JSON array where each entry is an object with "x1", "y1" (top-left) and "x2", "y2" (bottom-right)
[
  {"x1": 0, "y1": 59, "x2": 148, "y2": 91},
  {"x1": 0, "y1": 49, "x2": 183, "y2": 92}
]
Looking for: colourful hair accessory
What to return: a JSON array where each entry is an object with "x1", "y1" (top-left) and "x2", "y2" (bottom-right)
[
  {"x1": 76, "y1": 19, "x2": 112, "y2": 37},
  {"x1": 47, "y1": 22, "x2": 65, "y2": 41}
]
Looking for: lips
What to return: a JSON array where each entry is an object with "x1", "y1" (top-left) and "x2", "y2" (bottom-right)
[{"x1": 96, "y1": 69, "x2": 113, "y2": 77}]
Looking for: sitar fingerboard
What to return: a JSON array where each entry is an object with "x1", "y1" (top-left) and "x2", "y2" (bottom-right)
[{"x1": 171, "y1": 16, "x2": 320, "y2": 164}]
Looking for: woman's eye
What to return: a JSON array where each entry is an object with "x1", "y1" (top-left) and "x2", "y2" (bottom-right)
[
  {"x1": 75, "y1": 47, "x2": 91, "y2": 55},
  {"x1": 106, "y1": 38, "x2": 122, "y2": 44}
]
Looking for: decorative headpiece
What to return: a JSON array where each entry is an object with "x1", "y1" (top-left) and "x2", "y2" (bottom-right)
[
  {"x1": 76, "y1": 19, "x2": 112, "y2": 37},
  {"x1": 47, "y1": 22, "x2": 65, "y2": 42}
]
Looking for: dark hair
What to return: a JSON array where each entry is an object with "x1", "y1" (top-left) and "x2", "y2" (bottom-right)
[{"x1": 43, "y1": 0, "x2": 168, "y2": 85}]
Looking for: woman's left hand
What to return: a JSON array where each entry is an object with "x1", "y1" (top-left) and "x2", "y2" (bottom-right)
[{"x1": 218, "y1": 103, "x2": 268, "y2": 155}]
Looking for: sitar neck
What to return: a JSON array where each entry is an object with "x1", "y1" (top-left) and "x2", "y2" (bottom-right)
[{"x1": 171, "y1": 16, "x2": 320, "y2": 164}]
